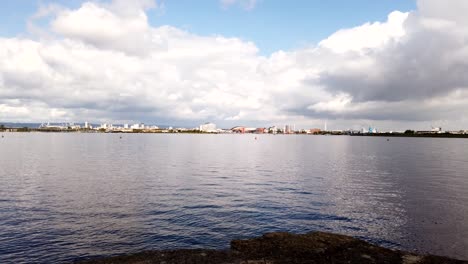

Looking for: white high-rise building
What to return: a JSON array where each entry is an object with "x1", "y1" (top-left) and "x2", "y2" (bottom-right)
[
  {"x1": 269, "y1": 126, "x2": 278, "y2": 134},
  {"x1": 101, "y1": 123, "x2": 110, "y2": 129},
  {"x1": 199, "y1": 122, "x2": 217, "y2": 132}
]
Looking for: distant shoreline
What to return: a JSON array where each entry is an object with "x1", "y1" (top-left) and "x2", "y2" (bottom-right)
[
  {"x1": 350, "y1": 133, "x2": 468, "y2": 139},
  {"x1": 1, "y1": 128, "x2": 468, "y2": 138}
]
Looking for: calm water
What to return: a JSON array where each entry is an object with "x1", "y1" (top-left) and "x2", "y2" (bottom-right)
[{"x1": 0, "y1": 133, "x2": 468, "y2": 263}]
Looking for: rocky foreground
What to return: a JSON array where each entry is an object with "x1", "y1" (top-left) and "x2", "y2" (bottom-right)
[{"x1": 80, "y1": 232, "x2": 467, "y2": 264}]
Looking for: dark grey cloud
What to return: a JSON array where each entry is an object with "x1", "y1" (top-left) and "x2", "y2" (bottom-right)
[
  {"x1": 301, "y1": 97, "x2": 468, "y2": 122},
  {"x1": 318, "y1": 19, "x2": 468, "y2": 103}
]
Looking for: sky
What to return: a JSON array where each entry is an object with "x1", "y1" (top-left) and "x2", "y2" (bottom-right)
[
  {"x1": 1, "y1": 1, "x2": 416, "y2": 54},
  {"x1": 1, "y1": 0, "x2": 468, "y2": 131}
]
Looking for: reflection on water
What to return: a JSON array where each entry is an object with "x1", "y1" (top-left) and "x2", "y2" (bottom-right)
[{"x1": 0, "y1": 134, "x2": 467, "y2": 263}]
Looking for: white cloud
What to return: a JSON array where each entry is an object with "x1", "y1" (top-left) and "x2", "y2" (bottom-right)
[
  {"x1": 319, "y1": 11, "x2": 408, "y2": 54},
  {"x1": 0, "y1": 0, "x2": 277, "y2": 125},
  {"x1": 50, "y1": 1, "x2": 156, "y2": 56},
  {"x1": 2, "y1": 0, "x2": 468, "y2": 131}
]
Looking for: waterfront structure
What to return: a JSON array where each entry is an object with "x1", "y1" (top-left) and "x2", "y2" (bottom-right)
[
  {"x1": 310, "y1": 128, "x2": 321, "y2": 134},
  {"x1": 39, "y1": 123, "x2": 67, "y2": 130},
  {"x1": 230, "y1": 127, "x2": 257, "y2": 133},
  {"x1": 100, "y1": 123, "x2": 111, "y2": 129},
  {"x1": 199, "y1": 122, "x2": 217, "y2": 132},
  {"x1": 268, "y1": 126, "x2": 278, "y2": 134},
  {"x1": 69, "y1": 123, "x2": 81, "y2": 130},
  {"x1": 231, "y1": 126, "x2": 245, "y2": 133},
  {"x1": 131, "y1": 123, "x2": 144, "y2": 129},
  {"x1": 40, "y1": 122, "x2": 81, "y2": 130},
  {"x1": 417, "y1": 128, "x2": 445, "y2": 134},
  {"x1": 284, "y1": 125, "x2": 297, "y2": 134}
]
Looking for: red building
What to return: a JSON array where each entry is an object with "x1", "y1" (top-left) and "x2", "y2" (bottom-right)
[
  {"x1": 231, "y1": 126, "x2": 246, "y2": 133},
  {"x1": 310, "y1": 128, "x2": 322, "y2": 134}
]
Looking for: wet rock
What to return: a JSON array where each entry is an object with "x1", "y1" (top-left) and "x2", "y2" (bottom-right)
[{"x1": 79, "y1": 232, "x2": 468, "y2": 264}]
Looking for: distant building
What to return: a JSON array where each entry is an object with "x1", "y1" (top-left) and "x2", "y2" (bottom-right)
[
  {"x1": 231, "y1": 126, "x2": 257, "y2": 133},
  {"x1": 310, "y1": 128, "x2": 321, "y2": 134},
  {"x1": 268, "y1": 126, "x2": 278, "y2": 134},
  {"x1": 69, "y1": 123, "x2": 81, "y2": 129},
  {"x1": 231, "y1": 126, "x2": 246, "y2": 133},
  {"x1": 131, "y1": 123, "x2": 145, "y2": 129},
  {"x1": 199, "y1": 122, "x2": 217, "y2": 132},
  {"x1": 256, "y1": 128, "x2": 266, "y2": 134}
]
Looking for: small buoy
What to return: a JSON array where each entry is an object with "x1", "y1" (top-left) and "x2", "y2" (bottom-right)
[
  {"x1": 387, "y1": 139, "x2": 390, "y2": 141},
  {"x1": 120, "y1": 136, "x2": 122, "y2": 139},
  {"x1": 254, "y1": 137, "x2": 257, "y2": 140}
]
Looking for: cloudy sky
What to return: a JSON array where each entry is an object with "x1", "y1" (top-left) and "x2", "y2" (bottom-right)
[{"x1": 1, "y1": 0, "x2": 467, "y2": 131}]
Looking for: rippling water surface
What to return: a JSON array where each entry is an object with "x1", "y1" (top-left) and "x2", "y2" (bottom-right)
[{"x1": 1, "y1": 133, "x2": 468, "y2": 263}]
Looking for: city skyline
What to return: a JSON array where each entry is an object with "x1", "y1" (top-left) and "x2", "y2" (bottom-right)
[
  {"x1": 1, "y1": 0, "x2": 468, "y2": 131},
  {"x1": 2, "y1": 120, "x2": 466, "y2": 136}
]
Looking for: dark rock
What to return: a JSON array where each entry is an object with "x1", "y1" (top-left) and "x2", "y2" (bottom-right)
[{"x1": 78, "y1": 232, "x2": 468, "y2": 264}]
